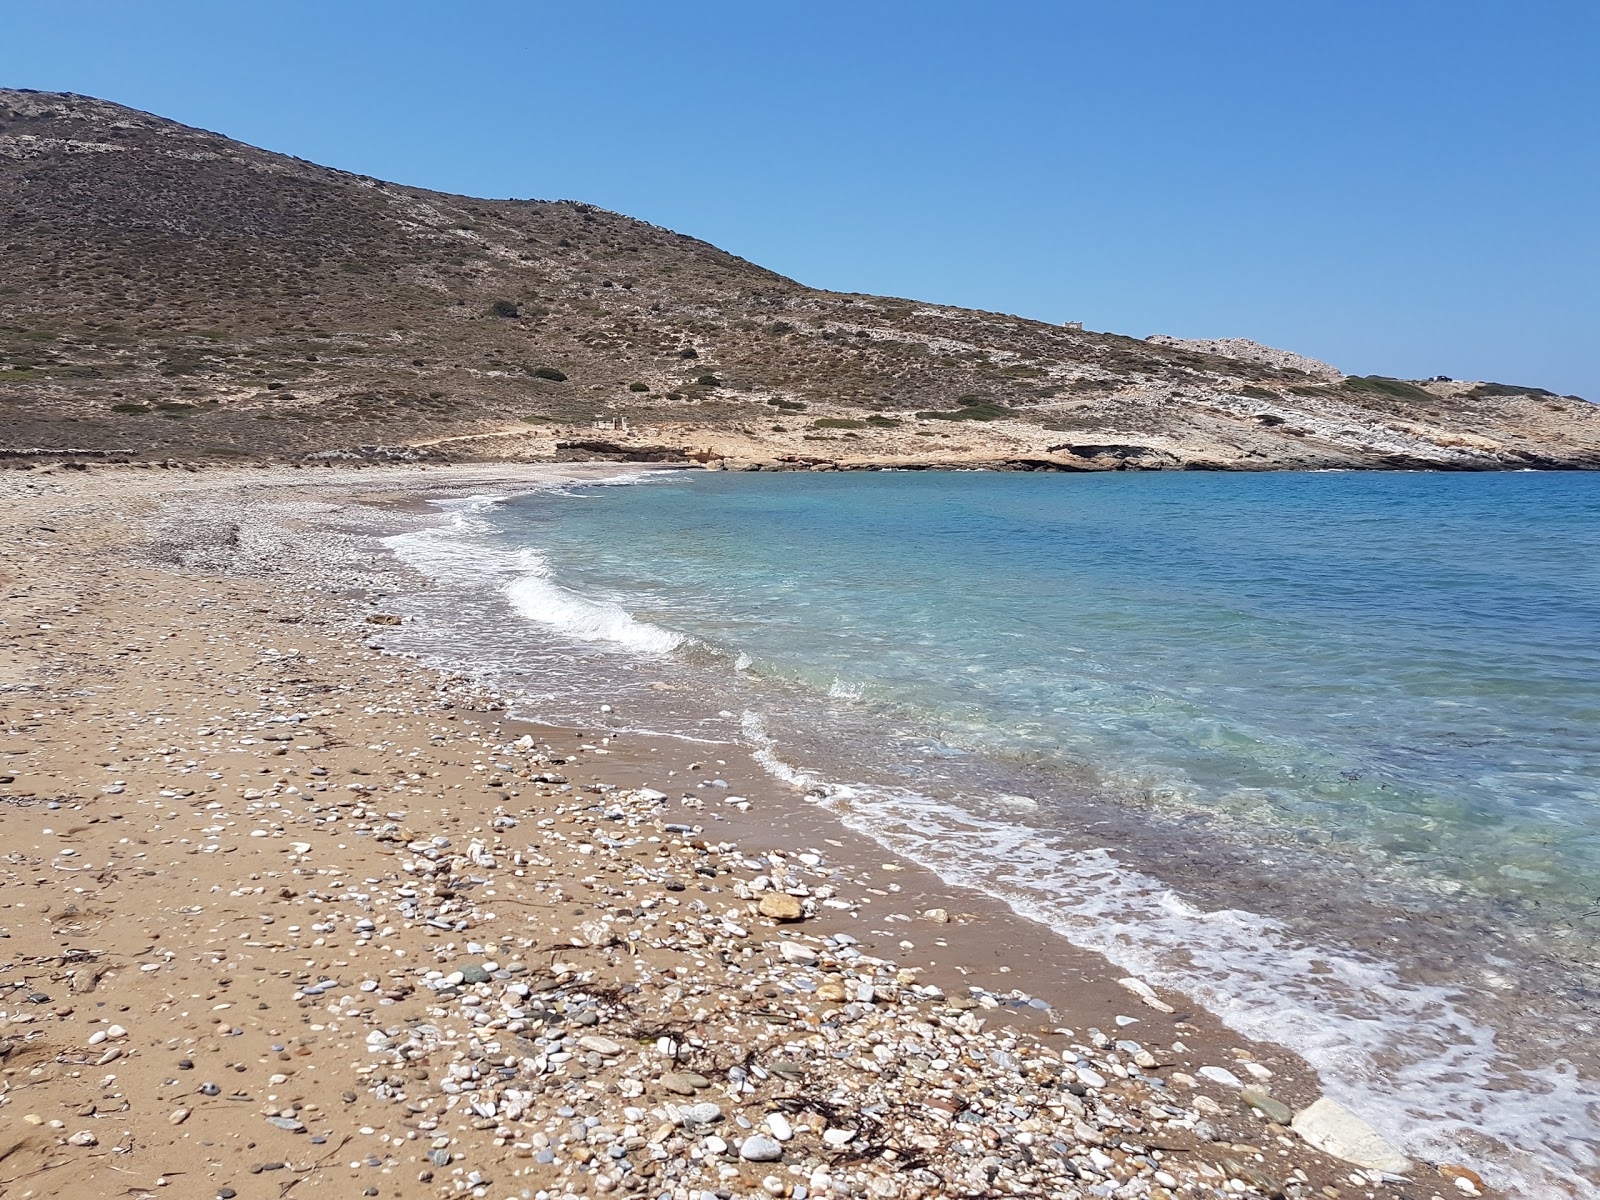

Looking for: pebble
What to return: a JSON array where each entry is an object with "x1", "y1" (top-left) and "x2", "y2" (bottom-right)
[
  {"x1": 739, "y1": 1134, "x2": 783, "y2": 1162},
  {"x1": 778, "y1": 940, "x2": 819, "y2": 965},
  {"x1": 577, "y1": 1035, "x2": 625, "y2": 1057},
  {"x1": 758, "y1": 892, "x2": 804, "y2": 921},
  {"x1": 1242, "y1": 1087, "x2": 1292, "y2": 1124},
  {"x1": 660, "y1": 1071, "x2": 710, "y2": 1095}
]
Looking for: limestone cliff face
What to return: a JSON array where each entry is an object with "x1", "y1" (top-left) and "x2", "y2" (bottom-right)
[{"x1": 2, "y1": 88, "x2": 1595, "y2": 470}]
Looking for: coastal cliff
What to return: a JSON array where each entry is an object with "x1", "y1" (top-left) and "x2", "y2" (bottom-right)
[{"x1": 2, "y1": 88, "x2": 1596, "y2": 471}]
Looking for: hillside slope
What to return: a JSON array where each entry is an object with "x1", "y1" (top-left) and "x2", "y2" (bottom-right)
[{"x1": 2, "y1": 88, "x2": 1596, "y2": 470}]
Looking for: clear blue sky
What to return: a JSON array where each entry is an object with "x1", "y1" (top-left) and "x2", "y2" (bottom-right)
[{"x1": 5, "y1": 1, "x2": 1596, "y2": 398}]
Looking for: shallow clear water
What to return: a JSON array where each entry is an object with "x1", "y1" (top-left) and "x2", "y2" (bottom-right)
[{"x1": 386, "y1": 469, "x2": 1600, "y2": 1192}]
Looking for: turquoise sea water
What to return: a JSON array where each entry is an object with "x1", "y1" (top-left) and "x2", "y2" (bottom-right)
[{"x1": 387, "y1": 470, "x2": 1600, "y2": 1192}]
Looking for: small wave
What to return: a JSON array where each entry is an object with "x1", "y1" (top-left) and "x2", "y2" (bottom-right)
[
  {"x1": 741, "y1": 711, "x2": 821, "y2": 790},
  {"x1": 506, "y1": 571, "x2": 684, "y2": 655},
  {"x1": 386, "y1": 492, "x2": 689, "y2": 658}
]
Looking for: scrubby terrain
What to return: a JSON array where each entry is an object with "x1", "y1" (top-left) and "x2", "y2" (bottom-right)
[{"x1": 2, "y1": 88, "x2": 1595, "y2": 471}]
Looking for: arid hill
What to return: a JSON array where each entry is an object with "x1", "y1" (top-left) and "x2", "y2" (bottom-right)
[{"x1": 2, "y1": 88, "x2": 1595, "y2": 470}]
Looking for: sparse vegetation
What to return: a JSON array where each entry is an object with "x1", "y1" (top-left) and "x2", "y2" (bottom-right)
[
  {"x1": 813, "y1": 417, "x2": 865, "y2": 429},
  {"x1": 1340, "y1": 376, "x2": 1435, "y2": 403},
  {"x1": 0, "y1": 88, "x2": 1589, "y2": 467},
  {"x1": 916, "y1": 401, "x2": 1014, "y2": 422},
  {"x1": 1466, "y1": 382, "x2": 1557, "y2": 399}
]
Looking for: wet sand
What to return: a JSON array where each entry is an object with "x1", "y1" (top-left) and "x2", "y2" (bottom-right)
[{"x1": 0, "y1": 461, "x2": 1480, "y2": 1200}]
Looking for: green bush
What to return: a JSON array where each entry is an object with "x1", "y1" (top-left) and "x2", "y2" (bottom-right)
[
  {"x1": 491, "y1": 300, "x2": 521, "y2": 319},
  {"x1": 530, "y1": 366, "x2": 567, "y2": 382},
  {"x1": 813, "y1": 417, "x2": 865, "y2": 429},
  {"x1": 1341, "y1": 376, "x2": 1434, "y2": 403},
  {"x1": 767, "y1": 398, "x2": 807, "y2": 411},
  {"x1": 1466, "y1": 382, "x2": 1556, "y2": 399},
  {"x1": 628, "y1": 382, "x2": 649, "y2": 393},
  {"x1": 865, "y1": 414, "x2": 902, "y2": 427},
  {"x1": 696, "y1": 373, "x2": 722, "y2": 387},
  {"x1": 916, "y1": 401, "x2": 1014, "y2": 422},
  {"x1": 111, "y1": 402, "x2": 151, "y2": 414}
]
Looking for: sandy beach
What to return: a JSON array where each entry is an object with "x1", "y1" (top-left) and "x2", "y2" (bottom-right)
[{"x1": 0, "y1": 461, "x2": 1482, "y2": 1200}]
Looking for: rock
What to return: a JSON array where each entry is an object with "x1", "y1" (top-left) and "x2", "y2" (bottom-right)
[
  {"x1": 1290, "y1": 1097, "x2": 1412, "y2": 1173},
  {"x1": 659, "y1": 1071, "x2": 709, "y2": 1095},
  {"x1": 778, "y1": 940, "x2": 818, "y2": 965},
  {"x1": 766, "y1": 1113, "x2": 793, "y2": 1141},
  {"x1": 1241, "y1": 1088, "x2": 1292, "y2": 1125},
  {"x1": 758, "y1": 893, "x2": 804, "y2": 922},
  {"x1": 365, "y1": 614, "x2": 403, "y2": 626},
  {"x1": 1197, "y1": 1066, "x2": 1243, "y2": 1088},
  {"x1": 1441, "y1": 1165, "x2": 1485, "y2": 1193},
  {"x1": 823, "y1": 1128, "x2": 855, "y2": 1147},
  {"x1": 739, "y1": 1134, "x2": 783, "y2": 1162},
  {"x1": 169, "y1": 1108, "x2": 190, "y2": 1125},
  {"x1": 679, "y1": 1102, "x2": 723, "y2": 1126},
  {"x1": 458, "y1": 964, "x2": 491, "y2": 984},
  {"x1": 921, "y1": 908, "x2": 950, "y2": 923},
  {"x1": 578, "y1": 1035, "x2": 625, "y2": 1057},
  {"x1": 1117, "y1": 976, "x2": 1176, "y2": 1013},
  {"x1": 67, "y1": 1130, "x2": 97, "y2": 1146}
]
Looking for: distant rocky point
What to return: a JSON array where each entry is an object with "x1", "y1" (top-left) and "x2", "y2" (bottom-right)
[{"x1": 1, "y1": 88, "x2": 1595, "y2": 472}]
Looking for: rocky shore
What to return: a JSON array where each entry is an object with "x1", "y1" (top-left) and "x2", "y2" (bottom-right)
[{"x1": 0, "y1": 462, "x2": 1489, "y2": 1200}]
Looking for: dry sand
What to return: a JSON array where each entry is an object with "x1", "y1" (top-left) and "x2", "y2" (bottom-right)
[{"x1": 0, "y1": 462, "x2": 1483, "y2": 1200}]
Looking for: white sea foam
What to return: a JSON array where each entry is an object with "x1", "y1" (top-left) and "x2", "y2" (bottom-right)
[
  {"x1": 505, "y1": 569, "x2": 684, "y2": 655},
  {"x1": 738, "y1": 709, "x2": 1599, "y2": 1197},
  {"x1": 387, "y1": 492, "x2": 686, "y2": 657}
]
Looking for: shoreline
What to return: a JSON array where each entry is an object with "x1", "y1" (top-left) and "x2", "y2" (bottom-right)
[{"x1": 0, "y1": 461, "x2": 1507, "y2": 1200}]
